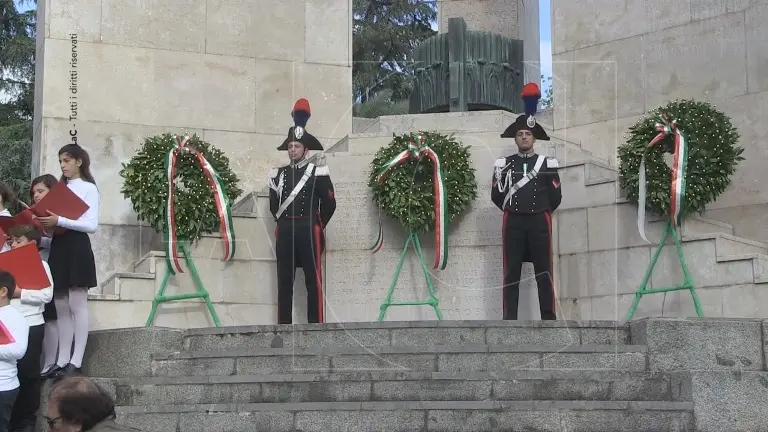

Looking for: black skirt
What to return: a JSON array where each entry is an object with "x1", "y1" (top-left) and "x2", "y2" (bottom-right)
[
  {"x1": 48, "y1": 229, "x2": 97, "y2": 297},
  {"x1": 43, "y1": 301, "x2": 57, "y2": 322}
]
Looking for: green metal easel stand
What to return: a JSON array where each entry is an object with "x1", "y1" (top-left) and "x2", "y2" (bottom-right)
[
  {"x1": 145, "y1": 241, "x2": 222, "y2": 327},
  {"x1": 377, "y1": 231, "x2": 443, "y2": 321},
  {"x1": 626, "y1": 220, "x2": 703, "y2": 321}
]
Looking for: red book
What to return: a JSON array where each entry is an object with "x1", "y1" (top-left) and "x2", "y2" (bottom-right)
[
  {"x1": 0, "y1": 243, "x2": 50, "y2": 290},
  {"x1": 0, "y1": 321, "x2": 15, "y2": 345},
  {"x1": 31, "y1": 182, "x2": 89, "y2": 220}
]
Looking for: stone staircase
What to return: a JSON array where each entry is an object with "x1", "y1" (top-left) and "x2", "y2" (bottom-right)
[
  {"x1": 77, "y1": 318, "x2": 768, "y2": 432},
  {"x1": 86, "y1": 110, "x2": 768, "y2": 328},
  {"x1": 83, "y1": 320, "x2": 712, "y2": 432}
]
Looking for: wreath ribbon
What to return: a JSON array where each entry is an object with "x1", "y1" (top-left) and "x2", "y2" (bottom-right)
[
  {"x1": 637, "y1": 114, "x2": 689, "y2": 243},
  {"x1": 369, "y1": 134, "x2": 448, "y2": 270},
  {"x1": 164, "y1": 135, "x2": 237, "y2": 274}
]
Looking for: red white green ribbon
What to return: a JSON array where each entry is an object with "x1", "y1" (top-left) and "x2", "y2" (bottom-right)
[
  {"x1": 637, "y1": 114, "x2": 688, "y2": 242},
  {"x1": 370, "y1": 134, "x2": 448, "y2": 270},
  {"x1": 164, "y1": 135, "x2": 237, "y2": 274}
]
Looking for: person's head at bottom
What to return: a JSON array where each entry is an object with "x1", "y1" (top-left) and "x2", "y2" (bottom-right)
[{"x1": 45, "y1": 376, "x2": 119, "y2": 431}]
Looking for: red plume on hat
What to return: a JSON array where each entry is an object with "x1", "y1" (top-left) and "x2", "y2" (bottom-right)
[
  {"x1": 278, "y1": 97, "x2": 323, "y2": 151},
  {"x1": 292, "y1": 98, "x2": 311, "y2": 131},
  {"x1": 499, "y1": 82, "x2": 550, "y2": 141}
]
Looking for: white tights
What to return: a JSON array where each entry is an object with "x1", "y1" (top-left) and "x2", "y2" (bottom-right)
[
  {"x1": 42, "y1": 321, "x2": 59, "y2": 372},
  {"x1": 55, "y1": 289, "x2": 89, "y2": 368}
]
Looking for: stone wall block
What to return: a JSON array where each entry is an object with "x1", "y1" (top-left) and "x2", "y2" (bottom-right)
[
  {"x1": 567, "y1": 36, "x2": 645, "y2": 127},
  {"x1": 629, "y1": 318, "x2": 763, "y2": 372},
  {"x1": 205, "y1": 0, "x2": 305, "y2": 60},
  {"x1": 643, "y1": 13, "x2": 747, "y2": 109},
  {"x1": 46, "y1": 0, "x2": 101, "y2": 42},
  {"x1": 305, "y1": 0, "x2": 351, "y2": 66},
  {"x1": 101, "y1": 0, "x2": 206, "y2": 52}
]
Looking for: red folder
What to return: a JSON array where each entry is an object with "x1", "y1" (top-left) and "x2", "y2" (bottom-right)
[
  {"x1": 31, "y1": 182, "x2": 89, "y2": 220},
  {"x1": 0, "y1": 209, "x2": 45, "y2": 234},
  {"x1": 0, "y1": 321, "x2": 15, "y2": 345},
  {"x1": 0, "y1": 243, "x2": 50, "y2": 290}
]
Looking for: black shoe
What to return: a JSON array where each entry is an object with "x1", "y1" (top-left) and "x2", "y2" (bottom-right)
[
  {"x1": 52, "y1": 363, "x2": 82, "y2": 379},
  {"x1": 41, "y1": 365, "x2": 61, "y2": 379}
]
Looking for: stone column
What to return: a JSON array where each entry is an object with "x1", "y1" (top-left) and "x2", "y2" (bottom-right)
[{"x1": 438, "y1": 0, "x2": 540, "y2": 86}]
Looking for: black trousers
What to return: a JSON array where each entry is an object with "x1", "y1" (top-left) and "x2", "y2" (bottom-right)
[
  {"x1": 275, "y1": 218, "x2": 325, "y2": 324},
  {"x1": 0, "y1": 388, "x2": 18, "y2": 432},
  {"x1": 502, "y1": 211, "x2": 557, "y2": 320},
  {"x1": 9, "y1": 324, "x2": 44, "y2": 432}
]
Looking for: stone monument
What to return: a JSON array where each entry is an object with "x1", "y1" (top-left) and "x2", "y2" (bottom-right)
[
  {"x1": 31, "y1": 0, "x2": 354, "y2": 285},
  {"x1": 437, "y1": 0, "x2": 540, "y2": 86},
  {"x1": 409, "y1": 17, "x2": 526, "y2": 114}
]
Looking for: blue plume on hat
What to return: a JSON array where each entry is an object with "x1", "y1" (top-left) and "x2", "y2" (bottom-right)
[{"x1": 521, "y1": 82, "x2": 541, "y2": 117}]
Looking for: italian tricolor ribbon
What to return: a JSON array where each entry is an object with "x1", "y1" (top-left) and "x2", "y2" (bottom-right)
[
  {"x1": 637, "y1": 114, "x2": 689, "y2": 243},
  {"x1": 370, "y1": 134, "x2": 448, "y2": 270},
  {"x1": 164, "y1": 135, "x2": 237, "y2": 274}
]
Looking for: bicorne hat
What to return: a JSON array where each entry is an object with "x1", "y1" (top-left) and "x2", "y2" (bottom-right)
[
  {"x1": 500, "y1": 82, "x2": 550, "y2": 141},
  {"x1": 277, "y1": 98, "x2": 324, "y2": 151}
]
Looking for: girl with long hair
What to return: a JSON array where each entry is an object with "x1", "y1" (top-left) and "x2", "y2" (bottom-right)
[
  {"x1": 28, "y1": 173, "x2": 62, "y2": 378},
  {"x1": 38, "y1": 144, "x2": 100, "y2": 378}
]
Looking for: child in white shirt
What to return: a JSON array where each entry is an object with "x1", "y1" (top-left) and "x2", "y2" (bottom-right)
[
  {"x1": 0, "y1": 270, "x2": 29, "y2": 431},
  {"x1": 7, "y1": 225, "x2": 53, "y2": 430}
]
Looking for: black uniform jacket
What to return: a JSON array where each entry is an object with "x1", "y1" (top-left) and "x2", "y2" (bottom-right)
[
  {"x1": 268, "y1": 162, "x2": 337, "y2": 229},
  {"x1": 491, "y1": 153, "x2": 562, "y2": 214}
]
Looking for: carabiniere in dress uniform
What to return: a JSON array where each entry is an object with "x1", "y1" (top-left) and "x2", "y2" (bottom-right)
[
  {"x1": 268, "y1": 98, "x2": 336, "y2": 325},
  {"x1": 492, "y1": 82, "x2": 563, "y2": 321}
]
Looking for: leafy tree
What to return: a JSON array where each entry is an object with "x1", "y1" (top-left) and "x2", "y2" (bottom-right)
[
  {"x1": 1, "y1": 0, "x2": 36, "y2": 123},
  {"x1": 0, "y1": 0, "x2": 36, "y2": 209},
  {"x1": 539, "y1": 75, "x2": 553, "y2": 109},
  {"x1": 353, "y1": 0, "x2": 436, "y2": 108}
]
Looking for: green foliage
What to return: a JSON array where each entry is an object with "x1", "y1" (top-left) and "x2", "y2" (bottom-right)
[
  {"x1": 618, "y1": 99, "x2": 744, "y2": 218},
  {"x1": 539, "y1": 75, "x2": 553, "y2": 109},
  {"x1": 119, "y1": 134, "x2": 243, "y2": 241},
  {"x1": 1, "y1": 0, "x2": 36, "y2": 121},
  {"x1": 353, "y1": 89, "x2": 410, "y2": 118},
  {"x1": 0, "y1": 121, "x2": 32, "y2": 213},
  {"x1": 368, "y1": 131, "x2": 478, "y2": 233},
  {"x1": 0, "y1": 0, "x2": 35, "y2": 213},
  {"x1": 353, "y1": 0, "x2": 436, "y2": 103}
]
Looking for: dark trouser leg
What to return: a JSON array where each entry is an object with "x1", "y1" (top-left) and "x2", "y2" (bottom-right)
[
  {"x1": 275, "y1": 222, "x2": 297, "y2": 325},
  {"x1": 528, "y1": 211, "x2": 556, "y2": 320},
  {"x1": 9, "y1": 324, "x2": 44, "y2": 432},
  {"x1": 296, "y1": 221, "x2": 324, "y2": 324},
  {"x1": 502, "y1": 212, "x2": 527, "y2": 320},
  {"x1": 0, "y1": 389, "x2": 18, "y2": 432}
]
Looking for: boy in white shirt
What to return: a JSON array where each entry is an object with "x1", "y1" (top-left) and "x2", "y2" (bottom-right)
[
  {"x1": 0, "y1": 270, "x2": 29, "y2": 432},
  {"x1": 6, "y1": 225, "x2": 52, "y2": 432}
]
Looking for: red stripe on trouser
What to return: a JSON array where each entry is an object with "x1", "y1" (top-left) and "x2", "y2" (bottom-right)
[
  {"x1": 501, "y1": 211, "x2": 509, "y2": 319},
  {"x1": 274, "y1": 225, "x2": 279, "y2": 321},
  {"x1": 313, "y1": 223, "x2": 324, "y2": 323},
  {"x1": 543, "y1": 211, "x2": 555, "y2": 314}
]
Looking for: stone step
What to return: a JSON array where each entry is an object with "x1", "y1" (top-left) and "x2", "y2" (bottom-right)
[
  {"x1": 115, "y1": 400, "x2": 695, "y2": 432},
  {"x1": 181, "y1": 321, "x2": 630, "y2": 351},
  {"x1": 150, "y1": 344, "x2": 648, "y2": 376},
  {"x1": 105, "y1": 370, "x2": 678, "y2": 406}
]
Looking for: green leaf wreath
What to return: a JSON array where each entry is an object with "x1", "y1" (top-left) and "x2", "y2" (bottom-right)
[
  {"x1": 119, "y1": 133, "x2": 243, "y2": 241},
  {"x1": 618, "y1": 99, "x2": 744, "y2": 218},
  {"x1": 367, "y1": 131, "x2": 478, "y2": 233}
]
